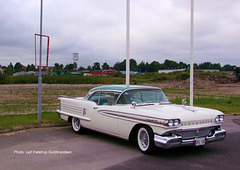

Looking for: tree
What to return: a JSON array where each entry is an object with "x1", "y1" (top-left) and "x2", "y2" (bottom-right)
[
  {"x1": 54, "y1": 63, "x2": 63, "y2": 71},
  {"x1": 149, "y1": 61, "x2": 161, "y2": 72},
  {"x1": 222, "y1": 64, "x2": 235, "y2": 71},
  {"x1": 92, "y1": 62, "x2": 101, "y2": 70},
  {"x1": 78, "y1": 66, "x2": 86, "y2": 70},
  {"x1": 179, "y1": 62, "x2": 187, "y2": 69},
  {"x1": 102, "y1": 62, "x2": 109, "y2": 70},
  {"x1": 212, "y1": 63, "x2": 221, "y2": 70},
  {"x1": 87, "y1": 66, "x2": 92, "y2": 70},
  {"x1": 64, "y1": 63, "x2": 75, "y2": 70},
  {"x1": 199, "y1": 62, "x2": 212, "y2": 69},
  {"x1": 145, "y1": 62, "x2": 150, "y2": 72},
  {"x1": 130, "y1": 59, "x2": 138, "y2": 71},
  {"x1": 169, "y1": 61, "x2": 178, "y2": 69},
  {"x1": 54, "y1": 63, "x2": 59, "y2": 71},
  {"x1": 164, "y1": 59, "x2": 179, "y2": 69},
  {"x1": 113, "y1": 62, "x2": 122, "y2": 71},
  {"x1": 14, "y1": 62, "x2": 22, "y2": 72},
  {"x1": 73, "y1": 62, "x2": 77, "y2": 70},
  {"x1": 138, "y1": 61, "x2": 146, "y2": 72},
  {"x1": 3, "y1": 62, "x2": 14, "y2": 75},
  {"x1": 26, "y1": 64, "x2": 36, "y2": 72},
  {"x1": 164, "y1": 59, "x2": 171, "y2": 69},
  {"x1": 113, "y1": 58, "x2": 137, "y2": 71}
]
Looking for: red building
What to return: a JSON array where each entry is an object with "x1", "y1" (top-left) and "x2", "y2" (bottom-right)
[
  {"x1": 21, "y1": 65, "x2": 27, "y2": 71},
  {"x1": 89, "y1": 69, "x2": 118, "y2": 76}
]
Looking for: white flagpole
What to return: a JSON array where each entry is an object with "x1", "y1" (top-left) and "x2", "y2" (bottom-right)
[
  {"x1": 38, "y1": 0, "x2": 43, "y2": 122},
  {"x1": 190, "y1": 0, "x2": 194, "y2": 106},
  {"x1": 126, "y1": 0, "x2": 130, "y2": 86}
]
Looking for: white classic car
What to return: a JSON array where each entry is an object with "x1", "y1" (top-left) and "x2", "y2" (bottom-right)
[{"x1": 57, "y1": 85, "x2": 226, "y2": 154}]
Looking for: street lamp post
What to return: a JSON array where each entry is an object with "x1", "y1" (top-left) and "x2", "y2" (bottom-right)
[{"x1": 38, "y1": 0, "x2": 43, "y2": 122}]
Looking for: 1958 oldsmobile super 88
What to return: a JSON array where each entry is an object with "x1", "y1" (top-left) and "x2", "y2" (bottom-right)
[{"x1": 57, "y1": 85, "x2": 226, "y2": 154}]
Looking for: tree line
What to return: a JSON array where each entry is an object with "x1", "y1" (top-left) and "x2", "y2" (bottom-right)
[{"x1": 0, "y1": 59, "x2": 237, "y2": 76}]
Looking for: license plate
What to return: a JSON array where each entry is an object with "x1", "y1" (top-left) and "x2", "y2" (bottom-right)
[{"x1": 196, "y1": 138, "x2": 205, "y2": 146}]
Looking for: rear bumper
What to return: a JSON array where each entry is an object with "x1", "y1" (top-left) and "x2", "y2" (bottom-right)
[{"x1": 154, "y1": 129, "x2": 226, "y2": 149}]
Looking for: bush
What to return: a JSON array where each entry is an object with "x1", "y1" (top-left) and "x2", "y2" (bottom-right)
[
  {"x1": 0, "y1": 73, "x2": 8, "y2": 84},
  {"x1": 153, "y1": 74, "x2": 168, "y2": 81},
  {"x1": 8, "y1": 75, "x2": 38, "y2": 84},
  {"x1": 176, "y1": 73, "x2": 190, "y2": 80}
]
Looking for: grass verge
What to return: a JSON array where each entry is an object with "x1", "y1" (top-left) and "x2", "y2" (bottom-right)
[
  {"x1": 0, "y1": 112, "x2": 66, "y2": 131},
  {"x1": 169, "y1": 96, "x2": 240, "y2": 114}
]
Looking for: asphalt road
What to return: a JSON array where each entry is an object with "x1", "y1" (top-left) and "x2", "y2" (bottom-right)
[{"x1": 0, "y1": 116, "x2": 239, "y2": 170}]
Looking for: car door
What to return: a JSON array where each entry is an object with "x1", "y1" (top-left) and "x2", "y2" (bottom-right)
[{"x1": 88, "y1": 91, "x2": 120, "y2": 136}]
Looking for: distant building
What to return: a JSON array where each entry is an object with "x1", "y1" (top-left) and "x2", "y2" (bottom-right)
[
  {"x1": 195, "y1": 69, "x2": 219, "y2": 72},
  {"x1": 120, "y1": 71, "x2": 142, "y2": 75},
  {"x1": 90, "y1": 69, "x2": 118, "y2": 76},
  {"x1": 158, "y1": 69, "x2": 186, "y2": 74},
  {"x1": 13, "y1": 71, "x2": 36, "y2": 76},
  {"x1": 21, "y1": 65, "x2": 27, "y2": 71}
]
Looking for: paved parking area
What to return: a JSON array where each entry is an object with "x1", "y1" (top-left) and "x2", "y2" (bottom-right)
[{"x1": 0, "y1": 116, "x2": 239, "y2": 170}]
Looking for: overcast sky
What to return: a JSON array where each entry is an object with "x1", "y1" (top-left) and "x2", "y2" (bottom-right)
[{"x1": 0, "y1": 0, "x2": 239, "y2": 68}]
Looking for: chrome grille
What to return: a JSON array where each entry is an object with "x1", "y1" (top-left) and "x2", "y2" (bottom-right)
[{"x1": 174, "y1": 127, "x2": 216, "y2": 139}]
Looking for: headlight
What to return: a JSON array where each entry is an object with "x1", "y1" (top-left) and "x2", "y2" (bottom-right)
[
  {"x1": 174, "y1": 119, "x2": 181, "y2": 126},
  {"x1": 215, "y1": 115, "x2": 224, "y2": 123},
  {"x1": 165, "y1": 119, "x2": 181, "y2": 127},
  {"x1": 168, "y1": 120, "x2": 174, "y2": 127}
]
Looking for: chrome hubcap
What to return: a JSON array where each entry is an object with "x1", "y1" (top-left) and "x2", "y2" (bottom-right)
[
  {"x1": 73, "y1": 118, "x2": 80, "y2": 130},
  {"x1": 139, "y1": 129, "x2": 149, "y2": 149}
]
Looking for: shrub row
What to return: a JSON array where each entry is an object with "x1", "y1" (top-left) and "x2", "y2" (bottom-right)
[
  {"x1": 0, "y1": 74, "x2": 125, "y2": 84},
  {"x1": 0, "y1": 70, "x2": 229, "y2": 84}
]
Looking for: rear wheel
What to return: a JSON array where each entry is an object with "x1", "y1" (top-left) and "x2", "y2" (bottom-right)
[
  {"x1": 137, "y1": 126, "x2": 156, "y2": 154},
  {"x1": 72, "y1": 117, "x2": 84, "y2": 134}
]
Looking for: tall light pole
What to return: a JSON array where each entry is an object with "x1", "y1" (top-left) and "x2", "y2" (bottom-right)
[
  {"x1": 126, "y1": 0, "x2": 130, "y2": 87},
  {"x1": 38, "y1": 0, "x2": 43, "y2": 122},
  {"x1": 190, "y1": 0, "x2": 194, "y2": 106}
]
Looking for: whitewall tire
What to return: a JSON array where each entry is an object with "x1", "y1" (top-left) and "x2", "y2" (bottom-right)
[
  {"x1": 137, "y1": 126, "x2": 155, "y2": 154},
  {"x1": 72, "y1": 117, "x2": 84, "y2": 134}
]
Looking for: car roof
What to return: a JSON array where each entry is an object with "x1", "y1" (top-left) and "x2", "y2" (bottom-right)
[{"x1": 89, "y1": 85, "x2": 161, "y2": 93}]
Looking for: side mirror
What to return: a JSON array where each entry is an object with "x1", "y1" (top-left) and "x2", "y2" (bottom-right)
[
  {"x1": 132, "y1": 101, "x2": 137, "y2": 109},
  {"x1": 182, "y1": 99, "x2": 187, "y2": 105}
]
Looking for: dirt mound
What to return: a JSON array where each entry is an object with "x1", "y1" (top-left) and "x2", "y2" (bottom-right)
[{"x1": 179, "y1": 75, "x2": 234, "y2": 89}]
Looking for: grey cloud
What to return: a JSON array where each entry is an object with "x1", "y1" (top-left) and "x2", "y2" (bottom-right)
[{"x1": 0, "y1": 0, "x2": 239, "y2": 67}]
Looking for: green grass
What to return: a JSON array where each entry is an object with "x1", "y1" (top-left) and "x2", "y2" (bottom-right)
[
  {"x1": 169, "y1": 96, "x2": 240, "y2": 114},
  {"x1": 0, "y1": 87, "x2": 90, "y2": 115},
  {"x1": 0, "y1": 83, "x2": 239, "y2": 131},
  {"x1": 0, "y1": 112, "x2": 65, "y2": 130}
]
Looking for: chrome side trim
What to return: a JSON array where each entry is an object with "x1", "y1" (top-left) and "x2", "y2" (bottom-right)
[
  {"x1": 98, "y1": 109, "x2": 167, "y2": 128},
  {"x1": 57, "y1": 110, "x2": 91, "y2": 121}
]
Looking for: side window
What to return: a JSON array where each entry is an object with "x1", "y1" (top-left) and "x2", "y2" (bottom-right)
[
  {"x1": 89, "y1": 92, "x2": 100, "y2": 104},
  {"x1": 117, "y1": 91, "x2": 142, "y2": 104},
  {"x1": 117, "y1": 92, "x2": 129, "y2": 104},
  {"x1": 99, "y1": 92, "x2": 119, "y2": 105},
  {"x1": 89, "y1": 92, "x2": 119, "y2": 105}
]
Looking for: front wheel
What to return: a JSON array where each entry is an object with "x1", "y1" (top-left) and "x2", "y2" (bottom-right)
[
  {"x1": 72, "y1": 117, "x2": 84, "y2": 134},
  {"x1": 137, "y1": 126, "x2": 156, "y2": 154}
]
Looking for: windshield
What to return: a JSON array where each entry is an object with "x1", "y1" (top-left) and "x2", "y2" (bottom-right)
[{"x1": 117, "y1": 89, "x2": 169, "y2": 104}]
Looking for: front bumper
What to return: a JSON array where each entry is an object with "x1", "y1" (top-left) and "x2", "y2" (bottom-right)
[{"x1": 154, "y1": 129, "x2": 226, "y2": 149}]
